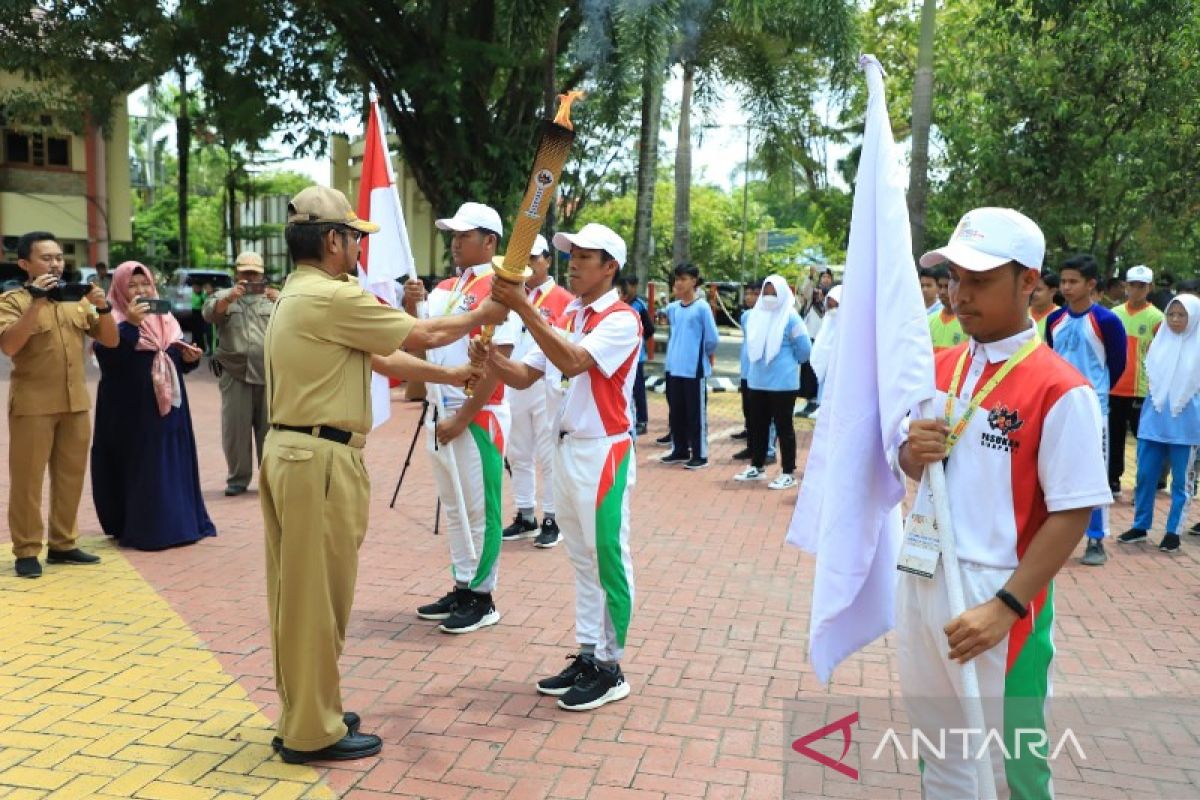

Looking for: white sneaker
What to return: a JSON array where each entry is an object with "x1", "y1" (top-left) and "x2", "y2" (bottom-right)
[
  {"x1": 734, "y1": 466, "x2": 766, "y2": 481},
  {"x1": 768, "y1": 473, "x2": 797, "y2": 490}
]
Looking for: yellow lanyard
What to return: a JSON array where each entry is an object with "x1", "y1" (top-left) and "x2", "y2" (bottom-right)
[
  {"x1": 440, "y1": 269, "x2": 491, "y2": 317},
  {"x1": 943, "y1": 336, "x2": 1040, "y2": 454}
]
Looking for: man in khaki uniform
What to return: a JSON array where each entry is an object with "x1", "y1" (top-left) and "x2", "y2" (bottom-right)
[
  {"x1": 263, "y1": 186, "x2": 509, "y2": 764},
  {"x1": 0, "y1": 231, "x2": 119, "y2": 578},
  {"x1": 203, "y1": 251, "x2": 279, "y2": 496}
]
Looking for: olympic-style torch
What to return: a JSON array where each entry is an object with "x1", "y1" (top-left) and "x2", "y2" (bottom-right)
[{"x1": 466, "y1": 90, "x2": 583, "y2": 395}]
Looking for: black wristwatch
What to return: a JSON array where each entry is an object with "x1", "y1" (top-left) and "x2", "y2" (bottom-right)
[
  {"x1": 96, "y1": 305, "x2": 112, "y2": 315},
  {"x1": 995, "y1": 588, "x2": 1028, "y2": 619}
]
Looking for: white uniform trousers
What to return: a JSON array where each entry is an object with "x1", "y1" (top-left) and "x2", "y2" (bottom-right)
[
  {"x1": 897, "y1": 562, "x2": 1055, "y2": 800},
  {"x1": 554, "y1": 432, "x2": 636, "y2": 663},
  {"x1": 426, "y1": 404, "x2": 511, "y2": 594},
  {"x1": 508, "y1": 382, "x2": 558, "y2": 514}
]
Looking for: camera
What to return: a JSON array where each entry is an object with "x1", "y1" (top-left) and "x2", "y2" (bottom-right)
[
  {"x1": 47, "y1": 282, "x2": 93, "y2": 302},
  {"x1": 244, "y1": 280, "x2": 266, "y2": 295},
  {"x1": 136, "y1": 297, "x2": 173, "y2": 315}
]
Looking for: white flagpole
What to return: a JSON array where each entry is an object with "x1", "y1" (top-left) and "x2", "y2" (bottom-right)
[{"x1": 919, "y1": 398, "x2": 998, "y2": 799}]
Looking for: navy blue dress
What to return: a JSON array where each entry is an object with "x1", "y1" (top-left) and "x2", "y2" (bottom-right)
[{"x1": 92, "y1": 323, "x2": 216, "y2": 550}]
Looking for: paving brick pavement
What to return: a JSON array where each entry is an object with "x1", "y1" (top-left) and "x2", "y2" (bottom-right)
[{"x1": 1, "y1": 360, "x2": 1198, "y2": 799}]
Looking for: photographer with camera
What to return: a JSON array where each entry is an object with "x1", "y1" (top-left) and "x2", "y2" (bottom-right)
[
  {"x1": 203, "y1": 251, "x2": 279, "y2": 496},
  {"x1": 91, "y1": 262, "x2": 214, "y2": 552},
  {"x1": 0, "y1": 231, "x2": 118, "y2": 578}
]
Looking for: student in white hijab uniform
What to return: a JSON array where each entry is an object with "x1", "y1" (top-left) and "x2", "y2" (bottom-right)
[
  {"x1": 1118, "y1": 294, "x2": 1200, "y2": 553},
  {"x1": 809, "y1": 284, "x2": 842, "y2": 386},
  {"x1": 734, "y1": 274, "x2": 811, "y2": 489}
]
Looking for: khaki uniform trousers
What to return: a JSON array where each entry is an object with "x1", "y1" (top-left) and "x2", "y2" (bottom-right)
[
  {"x1": 219, "y1": 372, "x2": 268, "y2": 489},
  {"x1": 259, "y1": 428, "x2": 369, "y2": 751},
  {"x1": 8, "y1": 410, "x2": 90, "y2": 558}
]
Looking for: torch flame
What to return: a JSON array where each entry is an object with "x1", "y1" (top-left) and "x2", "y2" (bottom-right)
[{"x1": 553, "y1": 90, "x2": 586, "y2": 130}]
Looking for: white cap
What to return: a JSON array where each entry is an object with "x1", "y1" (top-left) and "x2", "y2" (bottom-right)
[
  {"x1": 435, "y1": 202, "x2": 503, "y2": 237},
  {"x1": 552, "y1": 223, "x2": 627, "y2": 268},
  {"x1": 1125, "y1": 265, "x2": 1153, "y2": 284},
  {"x1": 531, "y1": 234, "x2": 549, "y2": 256},
  {"x1": 920, "y1": 207, "x2": 1045, "y2": 272}
]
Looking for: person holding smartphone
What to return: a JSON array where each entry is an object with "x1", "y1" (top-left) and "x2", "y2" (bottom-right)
[
  {"x1": 203, "y1": 251, "x2": 280, "y2": 496},
  {"x1": 90, "y1": 261, "x2": 216, "y2": 551},
  {"x1": 0, "y1": 231, "x2": 118, "y2": 578}
]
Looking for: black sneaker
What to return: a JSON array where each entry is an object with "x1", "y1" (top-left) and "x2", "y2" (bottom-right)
[
  {"x1": 1159, "y1": 533, "x2": 1181, "y2": 553},
  {"x1": 654, "y1": 434, "x2": 673, "y2": 446},
  {"x1": 15, "y1": 557, "x2": 41, "y2": 579},
  {"x1": 502, "y1": 513, "x2": 538, "y2": 542},
  {"x1": 660, "y1": 451, "x2": 689, "y2": 464},
  {"x1": 439, "y1": 592, "x2": 500, "y2": 634},
  {"x1": 1190, "y1": 522, "x2": 1200, "y2": 536},
  {"x1": 534, "y1": 518, "x2": 561, "y2": 548},
  {"x1": 417, "y1": 587, "x2": 470, "y2": 620},
  {"x1": 536, "y1": 653, "x2": 591, "y2": 696},
  {"x1": 732, "y1": 447, "x2": 751, "y2": 460},
  {"x1": 685, "y1": 458, "x2": 709, "y2": 470},
  {"x1": 46, "y1": 548, "x2": 100, "y2": 565},
  {"x1": 1117, "y1": 528, "x2": 1148, "y2": 544},
  {"x1": 731, "y1": 429, "x2": 749, "y2": 440},
  {"x1": 634, "y1": 422, "x2": 647, "y2": 436},
  {"x1": 558, "y1": 659, "x2": 631, "y2": 711},
  {"x1": 1080, "y1": 539, "x2": 1107, "y2": 566}
]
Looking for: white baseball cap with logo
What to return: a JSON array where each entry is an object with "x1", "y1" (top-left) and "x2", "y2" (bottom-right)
[
  {"x1": 531, "y1": 233, "x2": 550, "y2": 256},
  {"x1": 552, "y1": 223, "x2": 627, "y2": 268},
  {"x1": 435, "y1": 202, "x2": 503, "y2": 237},
  {"x1": 920, "y1": 207, "x2": 1045, "y2": 272},
  {"x1": 1125, "y1": 265, "x2": 1153, "y2": 284}
]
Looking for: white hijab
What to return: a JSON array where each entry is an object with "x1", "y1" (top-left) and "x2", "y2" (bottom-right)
[
  {"x1": 746, "y1": 274, "x2": 795, "y2": 365},
  {"x1": 810, "y1": 284, "x2": 842, "y2": 381},
  {"x1": 1145, "y1": 294, "x2": 1200, "y2": 415}
]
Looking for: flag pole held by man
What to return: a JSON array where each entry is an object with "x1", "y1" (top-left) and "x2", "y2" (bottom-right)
[{"x1": 789, "y1": 55, "x2": 1110, "y2": 799}]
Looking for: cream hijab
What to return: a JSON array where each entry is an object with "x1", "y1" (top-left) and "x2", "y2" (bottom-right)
[{"x1": 1145, "y1": 294, "x2": 1200, "y2": 415}]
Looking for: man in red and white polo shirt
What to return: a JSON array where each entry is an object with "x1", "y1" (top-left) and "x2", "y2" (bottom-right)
[
  {"x1": 899, "y1": 208, "x2": 1111, "y2": 798},
  {"x1": 501, "y1": 233, "x2": 576, "y2": 548},
  {"x1": 484, "y1": 223, "x2": 641, "y2": 712}
]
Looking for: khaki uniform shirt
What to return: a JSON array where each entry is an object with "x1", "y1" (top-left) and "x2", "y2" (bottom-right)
[
  {"x1": 0, "y1": 290, "x2": 102, "y2": 416},
  {"x1": 203, "y1": 290, "x2": 275, "y2": 385},
  {"x1": 265, "y1": 265, "x2": 415, "y2": 435}
]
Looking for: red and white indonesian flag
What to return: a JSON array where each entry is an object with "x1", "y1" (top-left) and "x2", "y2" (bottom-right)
[
  {"x1": 357, "y1": 97, "x2": 417, "y2": 429},
  {"x1": 786, "y1": 55, "x2": 936, "y2": 684}
]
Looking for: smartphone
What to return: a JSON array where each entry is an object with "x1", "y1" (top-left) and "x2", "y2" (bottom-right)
[
  {"x1": 48, "y1": 282, "x2": 92, "y2": 302},
  {"x1": 138, "y1": 298, "x2": 173, "y2": 314}
]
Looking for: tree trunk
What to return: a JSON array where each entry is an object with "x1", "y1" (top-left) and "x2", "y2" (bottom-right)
[
  {"x1": 672, "y1": 61, "x2": 695, "y2": 267},
  {"x1": 226, "y1": 148, "x2": 238, "y2": 261},
  {"x1": 176, "y1": 62, "x2": 190, "y2": 269},
  {"x1": 632, "y1": 60, "x2": 665, "y2": 287},
  {"x1": 908, "y1": 0, "x2": 936, "y2": 259}
]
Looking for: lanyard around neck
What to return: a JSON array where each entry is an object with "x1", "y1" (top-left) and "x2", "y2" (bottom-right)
[
  {"x1": 440, "y1": 269, "x2": 491, "y2": 316},
  {"x1": 942, "y1": 336, "x2": 1039, "y2": 454}
]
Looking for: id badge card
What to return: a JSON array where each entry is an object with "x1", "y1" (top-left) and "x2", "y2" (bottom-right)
[{"x1": 898, "y1": 501, "x2": 941, "y2": 579}]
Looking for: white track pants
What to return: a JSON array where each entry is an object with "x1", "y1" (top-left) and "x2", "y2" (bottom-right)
[
  {"x1": 897, "y1": 563, "x2": 1055, "y2": 800},
  {"x1": 508, "y1": 383, "x2": 558, "y2": 514},
  {"x1": 554, "y1": 433, "x2": 636, "y2": 663},
  {"x1": 427, "y1": 405, "x2": 510, "y2": 594}
]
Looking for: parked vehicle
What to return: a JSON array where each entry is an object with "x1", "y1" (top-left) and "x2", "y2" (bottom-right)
[{"x1": 164, "y1": 268, "x2": 233, "y2": 326}]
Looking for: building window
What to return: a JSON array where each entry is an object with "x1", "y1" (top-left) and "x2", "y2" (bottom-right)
[{"x1": 2, "y1": 129, "x2": 71, "y2": 168}]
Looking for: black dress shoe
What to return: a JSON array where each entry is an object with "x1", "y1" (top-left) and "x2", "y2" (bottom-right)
[
  {"x1": 272, "y1": 712, "x2": 360, "y2": 752},
  {"x1": 279, "y1": 731, "x2": 382, "y2": 764},
  {"x1": 46, "y1": 549, "x2": 100, "y2": 565},
  {"x1": 224, "y1": 485, "x2": 247, "y2": 496},
  {"x1": 15, "y1": 557, "x2": 41, "y2": 579}
]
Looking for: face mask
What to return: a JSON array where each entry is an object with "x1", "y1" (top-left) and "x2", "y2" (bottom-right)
[{"x1": 760, "y1": 295, "x2": 781, "y2": 311}]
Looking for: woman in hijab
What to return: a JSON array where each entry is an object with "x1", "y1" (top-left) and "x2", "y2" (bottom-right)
[
  {"x1": 806, "y1": 284, "x2": 842, "y2": 420},
  {"x1": 1118, "y1": 295, "x2": 1200, "y2": 553},
  {"x1": 733, "y1": 274, "x2": 812, "y2": 489},
  {"x1": 91, "y1": 262, "x2": 216, "y2": 550}
]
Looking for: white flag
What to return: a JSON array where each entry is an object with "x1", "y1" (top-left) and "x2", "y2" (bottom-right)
[
  {"x1": 786, "y1": 55, "x2": 936, "y2": 684},
  {"x1": 357, "y1": 97, "x2": 417, "y2": 430}
]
